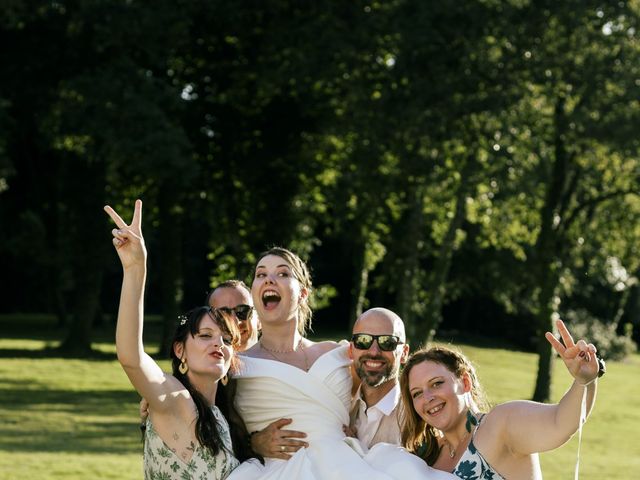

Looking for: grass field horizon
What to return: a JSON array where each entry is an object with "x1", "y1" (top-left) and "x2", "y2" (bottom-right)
[{"x1": 1, "y1": 314, "x2": 637, "y2": 479}]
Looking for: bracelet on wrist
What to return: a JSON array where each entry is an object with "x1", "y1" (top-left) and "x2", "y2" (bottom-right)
[
  {"x1": 577, "y1": 357, "x2": 606, "y2": 386},
  {"x1": 596, "y1": 357, "x2": 606, "y2": 378}
]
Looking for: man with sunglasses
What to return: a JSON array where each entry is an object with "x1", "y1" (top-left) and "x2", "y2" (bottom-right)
[
  {"x1": 249, "y1": 307, "x2": 410, "y2": 459},
  {"x1": 348, "y1": 307, "x2": 409, "y2": 448},
  {"x1": 206, "y1": 279, "x2": 260, "y2": 351}
]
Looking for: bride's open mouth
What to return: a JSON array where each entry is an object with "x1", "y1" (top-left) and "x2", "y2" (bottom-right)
[{"x1": 262, "y1": 289, "x2": 281, "y2": 310}]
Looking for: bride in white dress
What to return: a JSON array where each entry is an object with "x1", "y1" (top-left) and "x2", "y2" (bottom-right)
[{"x1": 229, "y1": 247, "x2": 455, "y2": 480}]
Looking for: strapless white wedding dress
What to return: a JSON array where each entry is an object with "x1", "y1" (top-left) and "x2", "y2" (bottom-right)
[{"x1": 228, "y1": 342, "x2": 455, "y2": 480}]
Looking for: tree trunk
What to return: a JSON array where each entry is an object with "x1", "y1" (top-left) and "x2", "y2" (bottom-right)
[
  {"x1": 613, "y1": 288, "x2": 631, "y2": 329},
  {"x1": 413, "y1": 157, "x2": 475, "y2": 344},
  {"x1": 158, "y1": 183, "x2": 184, "y2": 356},
  {"x1": 348, "y1": 236, "x2": 369, "y2": 331},
  {"x1": 617, "y1": 267, "x2": 640, "y2": 332},
  {"x1": 55, "y1": 283, "x2": 68, "y2": 327},
  {"x1": 58, "y1": 159, "x2": 106, "y2": 356},
  {"x1": 531, "y1": 97, "x2": 571, "y2": 402},
  {"x1": 395, "y1": 185, "x2": 426, "y2": 340},
  {"x1": 419, "y1": 186, "x2": 467, "y2": 344},
  {"x1": 531, "y1": 263, "x2": 560, "y2": 402},
  {"x1": 60, "y1": 266, "x2": 103, "y2": 355}
]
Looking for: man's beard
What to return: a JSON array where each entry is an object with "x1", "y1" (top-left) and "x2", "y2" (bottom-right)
[{"x1": 356, "y1": 356, "x2": 399, "y2": 388}]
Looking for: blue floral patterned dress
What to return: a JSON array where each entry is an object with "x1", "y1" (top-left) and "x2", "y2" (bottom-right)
[
  {"x1": 143, "y1": 405, "x2": 239, "y2": 480},
  {"x1": 452, "y1": 415, "x2": 505, "y2": 480}
]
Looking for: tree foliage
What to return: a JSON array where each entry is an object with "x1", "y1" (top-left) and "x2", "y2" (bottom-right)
[{"x1": 1, "y1": 0, "x2": 638, "y2": 398}]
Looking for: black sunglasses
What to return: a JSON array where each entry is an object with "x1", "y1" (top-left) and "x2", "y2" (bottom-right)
[
  {"x1": 351, "y1": 333, "x2": 403, "y2": 352},
  {"x1": 214, "y1": 304, "x2": 254, "y2": 321}
]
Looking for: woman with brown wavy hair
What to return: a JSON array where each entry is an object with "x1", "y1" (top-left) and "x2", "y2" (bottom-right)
[{"x1": 399, "y1": 320, "x2": 601, "y2": 479}]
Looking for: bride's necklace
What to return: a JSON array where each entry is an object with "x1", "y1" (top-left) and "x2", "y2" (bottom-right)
[
  {"x1": 260, "y1": 338, "x2": 302, "y2": 353},
  {"x1": 260, "y1": 338, "x2": 310, "y2": 371}
]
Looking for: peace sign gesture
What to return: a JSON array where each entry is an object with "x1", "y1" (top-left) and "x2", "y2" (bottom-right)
[
  {"x1": 545, "y1": 319, "x2": 600, "y2": 386},
  {"x1": 104, "y1": 199, "x2": 147, "y2": 270}
]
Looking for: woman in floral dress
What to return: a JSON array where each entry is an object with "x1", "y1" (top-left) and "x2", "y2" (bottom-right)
[
  {"x1": 400, "y1": 320, "x2": 602, "y2": 479},
  {"x1": 106, "y1": 200, "x2": 248, "y2": 479}
]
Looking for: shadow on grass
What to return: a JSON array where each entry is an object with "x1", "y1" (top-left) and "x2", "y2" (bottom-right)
[
  {"x1": 0, "y1": 325, "x2": 163, "y2": 360},
  {"x1": 0, "y1": 315, "x2": 164, "y2": 360},
  {"x1": 0, "y1": 383, "x2": 144, "y2": 454},
  {"x1": 0, "y1": 346, "x2": 118, "y2": 360}
]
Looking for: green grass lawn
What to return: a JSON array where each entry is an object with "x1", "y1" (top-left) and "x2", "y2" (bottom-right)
[{"x1": 0, "y1": 315, "x2": 637, "y2": 479}]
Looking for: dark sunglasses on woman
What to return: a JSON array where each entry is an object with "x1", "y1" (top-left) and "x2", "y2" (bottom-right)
[
  {"x1": 351, "y1": 333, "x2": 403, "y2": 352},
  {"x1": 214, "y1": 304, "x2": 254, "y2": 321}
]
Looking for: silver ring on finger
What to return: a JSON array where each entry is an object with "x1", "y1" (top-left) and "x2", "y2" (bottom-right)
[{"x1": 280, "y1": 445, "x2": 286, "y2": 452}]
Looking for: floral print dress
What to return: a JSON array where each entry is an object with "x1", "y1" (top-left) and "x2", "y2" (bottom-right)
[
  {"x1": 452, "y1": 415, "x2": 505, "y2": 480},
  {"x1": 143, "y1": 406, "x2": 239, "y2": 480}
]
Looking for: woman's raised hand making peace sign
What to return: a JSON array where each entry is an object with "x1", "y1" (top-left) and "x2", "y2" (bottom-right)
[
  {"x1": 104, "y1": 199, "x2": 146, "y2": 270},
  {"x1": 546, "y1": 319, "x2": 600, "y2": 386}
]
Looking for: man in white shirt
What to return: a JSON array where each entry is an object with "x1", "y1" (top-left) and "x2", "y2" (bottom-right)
[
  {"x1": 251, "y1": 307, "x2": 409, "y2": 457},
  {"x1": 348, "y1": 307, "x2": 410, "y2": 448}
]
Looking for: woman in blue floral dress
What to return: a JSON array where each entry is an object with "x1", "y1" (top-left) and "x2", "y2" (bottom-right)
[{"x1": 400, "y1": 320, "x2": 602, "y2": 479}]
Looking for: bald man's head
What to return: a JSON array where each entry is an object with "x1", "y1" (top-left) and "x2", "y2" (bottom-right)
[
  {"x1": 351, "y1": 307, "x2": 409, "y2": 387},
  {"x1": 353, "y1": 308, "x2": 406, "y2": 342}
]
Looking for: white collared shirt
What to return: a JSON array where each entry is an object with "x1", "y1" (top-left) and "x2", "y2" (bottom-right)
[{"x1": 352, "y1": 383, "x2": 401, "y2": 447}]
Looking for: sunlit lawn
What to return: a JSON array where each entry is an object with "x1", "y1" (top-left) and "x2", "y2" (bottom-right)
[{"x1": 0, "y1": 315, "x2": 637, "y2": 479}]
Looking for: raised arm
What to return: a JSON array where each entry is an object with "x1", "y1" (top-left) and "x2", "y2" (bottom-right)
[
  {"x1": 501, "y1": 319, "x2": 599, "y2": 455},
  {"x1": 105, "y1": 200, "x2": 181, "y2": 413}
]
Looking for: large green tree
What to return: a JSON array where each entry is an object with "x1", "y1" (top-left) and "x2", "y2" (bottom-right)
[{"x1": 470, "y1": 0, "x2": 640, "y2": 400}]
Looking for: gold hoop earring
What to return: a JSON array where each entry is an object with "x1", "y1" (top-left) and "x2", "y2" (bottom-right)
[
  {"x1": 220, "y1": 375, "x2": 228, "y2": 386},
  {"x1": 179, "y1": 358, "x2": 188, "y2": 374}
]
